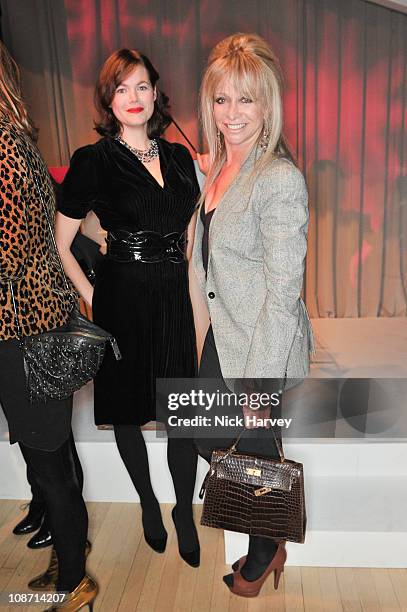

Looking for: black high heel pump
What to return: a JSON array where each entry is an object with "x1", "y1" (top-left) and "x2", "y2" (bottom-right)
[{"x1": 171, "y1": 507, "x2": 200, "y2": 568}]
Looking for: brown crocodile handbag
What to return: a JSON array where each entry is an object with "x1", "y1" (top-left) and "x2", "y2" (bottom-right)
[{"x1": 199, "y1": 429, "x2": 306, "y2": 543}]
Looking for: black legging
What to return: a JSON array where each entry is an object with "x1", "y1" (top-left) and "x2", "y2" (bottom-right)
[
  {"x1": 196, "y1": 327, "x2": 279, "y2": 581},
  {"x1": 26, "y1": 434, "x2": 84, "y2": 521},
  {"x1": 19, "y1": 433, "x2": 88, "y2": 592},
  {"x1": 0, "y1": 338, "x2": 88, "y2": 592},
  {"x1": 113, "y1": 424, "x2": 198, "y2": 550},
  {"x1": 197, "y1": 437, "x2": 278, "y2": 580}
]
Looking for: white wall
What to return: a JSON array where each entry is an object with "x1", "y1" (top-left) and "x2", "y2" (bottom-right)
[{"x1": 367, "y1": 0, "x2": 407, "y2": 13}]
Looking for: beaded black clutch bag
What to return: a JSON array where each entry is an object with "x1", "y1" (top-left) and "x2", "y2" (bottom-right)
[
  {"x1": 9, "y1": 142, "x2": 121, "y2": 401},
  {"x1": 17, "y1": 306, "x2": 121, "y2": 401}
]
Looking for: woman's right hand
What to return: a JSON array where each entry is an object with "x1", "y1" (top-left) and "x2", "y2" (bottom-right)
[
  {"x1": 55, "y1": 213, "x2": 95, "y2": 308},
  {"x1": 84, "y1": 287, "x2": 94, "y2": 310}
]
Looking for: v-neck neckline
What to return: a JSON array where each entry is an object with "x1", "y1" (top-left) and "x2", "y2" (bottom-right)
[
  {"x1": 203, "y1": 145, "x2": 258, "y2": 216},
  {"x1": 114, "y1": 137, "x2": 167, "y2": 191}
]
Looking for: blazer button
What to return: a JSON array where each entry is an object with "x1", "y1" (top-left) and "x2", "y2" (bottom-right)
[{"x1": 208, "y1": 291, "x2": 215, "y2": 299}]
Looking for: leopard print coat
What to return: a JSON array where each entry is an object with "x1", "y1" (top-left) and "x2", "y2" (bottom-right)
[{"x1": 0, "y1": 120, "x2": 73, "y2": 340}]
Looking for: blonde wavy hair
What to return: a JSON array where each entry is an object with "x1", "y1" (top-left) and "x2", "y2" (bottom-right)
[
  {"x1": 199, "y1": 33, "x2": 294, "y2": 202},
  {"x1": 0, "y1": 41, "x2": 37, "y2": 140}
]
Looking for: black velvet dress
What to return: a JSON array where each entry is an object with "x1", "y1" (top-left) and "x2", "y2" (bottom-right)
[{"x1": 59, "y1": 137, "x2": 199, "y2": 425}]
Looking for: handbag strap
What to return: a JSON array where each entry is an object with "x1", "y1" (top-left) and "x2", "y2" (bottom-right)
[
  {"x1": 9, "y1": 281, "x2": 23, "y2": 344},
  {"x1": 9, "y1": 138, "x2": 76, "y2": 341},
  {"x1": 224, "y1": 425, "x2": 285, "y2": 463},
  {"x1": 14, "y1": 136, "x2": 73, "y2": 293},
  {"x1": 27, "y1": 157, "x2": 71, "y2": 293}
]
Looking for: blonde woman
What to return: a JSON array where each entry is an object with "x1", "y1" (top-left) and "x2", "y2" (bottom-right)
[{"x1": 191, "y1": 33, "x2": 313, "y2": 597}]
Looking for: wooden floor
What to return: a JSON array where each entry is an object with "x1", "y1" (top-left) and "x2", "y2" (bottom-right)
[{"x1": 0, "y1": 501, "x2": 406, "y2": 612}]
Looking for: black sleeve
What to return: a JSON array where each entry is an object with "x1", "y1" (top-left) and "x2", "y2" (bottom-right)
[{"x1": 58, "y1": 145, "x2": 100, "y2": 220}]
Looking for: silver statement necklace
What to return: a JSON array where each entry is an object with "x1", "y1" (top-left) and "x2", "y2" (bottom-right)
[{"x1": 115, "y1": 136, "x2": 159, "y2": 164}]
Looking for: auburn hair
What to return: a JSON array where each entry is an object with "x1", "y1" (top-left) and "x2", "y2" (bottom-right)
[{"x1": 94, "y1": 48, "x2": 171, "y2": 138}]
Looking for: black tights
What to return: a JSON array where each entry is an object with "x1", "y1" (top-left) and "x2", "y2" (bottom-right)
[
  {"x1": 197, "y1": 326, "x2": 280, "y2": 581},
  {"x1": 19, "y1": 433, "x2": 88, "y2": 592},
  {"x1": 198, "y1": 445, "x2": 277, "y2": 581},
  {"x1": 113, "y1": 424, "x2": 198, "y2": 550},
  {"x1": 26, "y1": 435, "x2": 84, "y2": 535}
]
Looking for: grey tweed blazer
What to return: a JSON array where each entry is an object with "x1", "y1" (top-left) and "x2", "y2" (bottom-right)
[{"x1": 192, "y1": 148, "x2": 314, "y2": 381}]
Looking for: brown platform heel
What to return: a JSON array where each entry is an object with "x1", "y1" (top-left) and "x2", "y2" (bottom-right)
[
  {"x1": 44, "y1": 575, "x2": 98, "y2": 611},
  {"x1": 226, "y1": 541, "x2": 287, "y2": 598},
  {"x1": 28, "y1": 541, "x2": 92, "y2": 592},
  {"x1": 231, "y1": 555, "x2": 246, "y2": 572},
  {"x1": 231, "y1": 540, "x2": 286, "y2": 572}
]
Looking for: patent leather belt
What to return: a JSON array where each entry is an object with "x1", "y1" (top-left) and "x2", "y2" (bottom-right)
[{"x1": 106, "y1": 230, "x2": 187, "y2": 263}]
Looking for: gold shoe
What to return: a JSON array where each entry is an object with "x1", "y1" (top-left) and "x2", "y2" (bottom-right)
[
  {"x1": 44, "y1": 575, "x2": 98, "y2": 611},
  {"x1": 29, "y1": 542, "x2": 92, "y2": 592}
]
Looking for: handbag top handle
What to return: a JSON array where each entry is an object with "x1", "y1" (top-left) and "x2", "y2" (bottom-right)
[{"x1": 222, "y1": 425, "x2": 285, "y2": 464}]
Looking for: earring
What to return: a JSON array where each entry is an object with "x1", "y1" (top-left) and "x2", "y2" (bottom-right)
[
  {"x1": 216, "y1": 129, "x2": 222, "y2": 154},
  {"x1": 260, "y1": 126, "x2": 269, "y2": 151}
]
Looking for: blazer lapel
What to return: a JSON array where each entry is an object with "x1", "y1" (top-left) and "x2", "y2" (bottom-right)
[
  {"x1": 192, "y1": 202, "x2": 206, "y2": 291},
  {"x1": 209, "y1": 146, "x2": 259, "y2": 244},
  {"x1": 192, "y1": 144, "x2": 260, "y2": 290}
]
